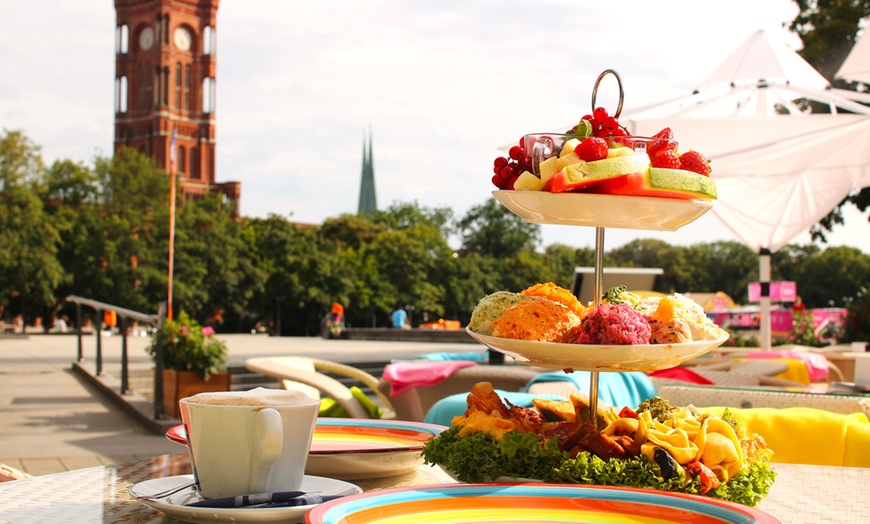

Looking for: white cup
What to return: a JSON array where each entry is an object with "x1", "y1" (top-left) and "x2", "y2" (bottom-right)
[{"x1": 179, "y1": 387, "x2": 320, "y2": 499}]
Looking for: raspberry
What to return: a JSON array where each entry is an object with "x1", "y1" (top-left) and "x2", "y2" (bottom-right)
[
  {"x1": 679, "y1": 150, "x2": 711, "y2": 176},
  {"x1": 651, "y1": 150, "x2": 680, "y2": 169},
  {"x1": 574, "y1": 137, "x2": 609, "y2": 162}
]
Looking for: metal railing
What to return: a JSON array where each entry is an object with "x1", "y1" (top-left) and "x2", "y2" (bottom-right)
[{"x1": 65, "y1": 296, "x2": 161, "y2": 408}]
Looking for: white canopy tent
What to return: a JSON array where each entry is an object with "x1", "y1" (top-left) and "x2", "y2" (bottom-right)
[
  {"x1": 623, "y1": 30, "x2": 870, "y2": 349},
  {"x1": 836, "y1": 26, "x2": 870, "y2": 84}
]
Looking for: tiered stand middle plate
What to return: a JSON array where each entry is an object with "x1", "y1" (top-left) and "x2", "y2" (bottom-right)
[{"x1": 485, "y1": 190, "x2": 725, "y2": 418}]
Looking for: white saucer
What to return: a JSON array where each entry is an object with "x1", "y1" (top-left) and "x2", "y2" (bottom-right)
[{"x1": 129, "y1": 474, "x2": 362, "y2": 524}]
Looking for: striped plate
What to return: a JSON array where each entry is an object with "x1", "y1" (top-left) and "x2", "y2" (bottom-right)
[{"x1": 306, "y1": 483, "x2": 780, "y2": 524}]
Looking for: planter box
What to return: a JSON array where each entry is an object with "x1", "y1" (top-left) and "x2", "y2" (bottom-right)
[{"x1": 162, "y1": 369, "x2": 231, "y2": 419}]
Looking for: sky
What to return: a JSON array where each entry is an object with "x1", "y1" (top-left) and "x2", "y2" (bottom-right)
[{"x1": 2, "y1": 0, "x2": 868, "y2": 254}]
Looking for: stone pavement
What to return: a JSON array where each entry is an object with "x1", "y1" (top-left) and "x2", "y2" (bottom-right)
[{"x1": 0, "y1": 332, "x2": 485, "y2": 477}]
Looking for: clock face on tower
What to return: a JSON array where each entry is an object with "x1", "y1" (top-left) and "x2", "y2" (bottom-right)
[
  {"x1": 139, "y1": 26, "x2": 154, "y2": 50},
  {"x1": 174, "y1": 27, "x2": 192, "y2": 51}
]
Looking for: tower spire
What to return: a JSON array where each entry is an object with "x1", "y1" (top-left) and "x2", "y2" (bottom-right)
[{"x1": 357, "y1": 125, "x2": 378, "y2": 216}]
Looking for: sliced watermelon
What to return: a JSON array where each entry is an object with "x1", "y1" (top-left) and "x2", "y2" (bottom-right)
[
  {"x1": 590, "y1": 167, "x2": 717, "y2": 200},
  {"x1": 548, "y1": 154, "x2": 649, "y2": 193}
]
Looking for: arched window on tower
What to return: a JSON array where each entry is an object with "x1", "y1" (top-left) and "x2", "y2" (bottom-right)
[
  {"x1": 179, "y1": 146, "x2": 186, "y2": 174},
  {"x1": 153, "y1": 66, "x2": 160, "y2": 107},
  {"x1": 163, "y1": 67, "x2": 170, "y2": 106},
  {"x1": 190, "y1": 146, "x2": 199, "y2": 179},
  {"x1": 138, "y1": 63, "x2": 148, "y2": 110},
  {"x1": 175, "y1": 62, "x2": 182, "y2": 110},
  {"x1": 202, "y1": 77, "x2": 215, "y2": 113},
  {"x1": 155, "y1": 14, "x2": 162, "y2": 47},
  {"x1": 115, "y1": 76, "x2": 128, "y2": 113},
  {"x1": 117, "y1": 25, "x2": 129, "y2": 54},
  {"x1": 184, "y1": 64, "x2": 191, "y2": 112},
  {"x1": 162, "y1": 14, "x2": 170, "y2": 45},
  {"x1": 203, "y1": 26, "x2": 215, "y2": 55}
]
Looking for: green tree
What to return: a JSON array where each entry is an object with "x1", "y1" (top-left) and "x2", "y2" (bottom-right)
[
  {"x1": 86, "y1": 148, "x2": 170, "y2": 312},
  {"x1": 171, "y1": 194, "x2": 265, "y2": 329},
  {"x1": 542, "y1": 243, "x2": 596, "y2": 290},
  {"x1": 794, "y1": 246, "x2": 870, "y2": 307},
  {"x1": 0, "y1": 130, "x2": 63, "y2": 324},
  {"x1": 320, "y1": 214, "x2": 386, "y2": 250},
  {"x1": 458, "y1": 198, "x2": 540, "y2": 257},
  {"x1": 358, "y1": 225, "x2": 451, "y2": 326},
  {"x1": 608, "y1": 239, "x2": 671, "y2": 268},
  {"x1": 374, "y1": 200, "x2": 455, "y2": 238}
]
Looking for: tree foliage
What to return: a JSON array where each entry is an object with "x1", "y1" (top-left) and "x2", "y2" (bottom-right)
[{"x1": 2, "y1": 129, "x2": 869, "y2": 340}]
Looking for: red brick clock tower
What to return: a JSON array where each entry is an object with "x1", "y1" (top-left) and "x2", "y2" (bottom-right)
[{"x1": 113, "y1": 0, "x2": 240, "y2": 213}]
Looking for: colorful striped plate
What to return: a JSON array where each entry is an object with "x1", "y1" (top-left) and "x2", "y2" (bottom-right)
[
  {"x1": 305, "y1": 483, "x2": 780, "y2": 524},
  {"x1": 166, "y1": 418, "x2": 447, "y2": 480}
]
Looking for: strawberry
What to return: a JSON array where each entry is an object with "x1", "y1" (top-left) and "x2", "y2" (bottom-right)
[
  {"x1": 647, "y1": 127, "x2": 676, "y2": 160},
  {"x1": 651, "y1": 150, "x2": 681, "y2": 169},
  {"x1": 574, "y1": 137, "x2": 609, "y2": 162},
  {"x1": 679, "y1": 150, "x2": 712, "y2": 176}
]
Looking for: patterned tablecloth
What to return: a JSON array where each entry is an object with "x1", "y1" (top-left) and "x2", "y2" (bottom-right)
[{"x1": 0, "y1": 452, "x2": 866, "y2": 523}]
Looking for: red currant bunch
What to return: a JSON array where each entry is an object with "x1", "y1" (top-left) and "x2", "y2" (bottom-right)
[
  {"x1": 569, "y1": 106, "x2": 628, "y2": 138},
  {"x1": 492, "y1": 136, "x2": 531, "y2": 190}
]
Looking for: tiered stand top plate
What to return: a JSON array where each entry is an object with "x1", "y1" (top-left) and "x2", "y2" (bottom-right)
[
  {"x1": 493, "y1": 190, "x2": 713, "y2": 230},
  {"x1": 482, "y1": 190, "x2": 725, "y2": 372}
]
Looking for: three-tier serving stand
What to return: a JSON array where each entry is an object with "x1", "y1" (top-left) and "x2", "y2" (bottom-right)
[{"x1": 469, "y1": 70, "x2": 727, "y2": 424}]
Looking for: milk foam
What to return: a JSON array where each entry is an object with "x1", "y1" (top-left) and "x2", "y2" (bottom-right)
[{"x1": 183, "y1": 387, "x2": 316, "y2": 407}]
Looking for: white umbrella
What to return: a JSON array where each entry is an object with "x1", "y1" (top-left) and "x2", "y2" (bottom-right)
[
  {"x1": 624, "y1": 30, "x2": 870, "y2": 349},
  {"x1": 836, "y1": 28, "x2": 870, "y2": 84}
]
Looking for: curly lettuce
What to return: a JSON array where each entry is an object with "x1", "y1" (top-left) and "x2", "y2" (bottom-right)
[{"x1": 422, "y1": 426, "x2": 776, "y2": 507}]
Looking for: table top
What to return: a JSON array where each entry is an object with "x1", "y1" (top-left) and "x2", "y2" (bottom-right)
[{"x1": 0, "y1": 452, "x2": 866, "y2": 524}]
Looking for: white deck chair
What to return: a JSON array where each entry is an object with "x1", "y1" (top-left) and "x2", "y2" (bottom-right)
[{"x1": 245, "y1": 356, "x2": 395, "y2": 419}]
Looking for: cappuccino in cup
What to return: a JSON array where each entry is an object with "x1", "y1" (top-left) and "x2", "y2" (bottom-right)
[{"x1": 180, "y1": 387, "x2": 320, "y2": 499}]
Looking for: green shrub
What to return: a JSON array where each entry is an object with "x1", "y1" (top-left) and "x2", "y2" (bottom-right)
[{"x1": 147, "y1": 311, "x2": 228, "y2": 380}]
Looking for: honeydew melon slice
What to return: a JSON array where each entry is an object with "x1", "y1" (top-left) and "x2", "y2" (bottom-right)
[
  {"x1": 591, "y1": 167, "x2": 717, "y2": 200},
  {"x1": 549, "y1": 153, "x2": 650, "y2": 193}
]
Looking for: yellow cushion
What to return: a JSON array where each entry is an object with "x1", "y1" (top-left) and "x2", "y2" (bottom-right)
[
  {"x1": 734, "y1": 357, "x2": 811, "y2": 384},
  {"x1": 699, "y1": 406, "x2": 870, "y2": 468}
]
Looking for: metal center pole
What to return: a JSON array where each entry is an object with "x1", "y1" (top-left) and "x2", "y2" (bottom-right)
[{"x1": 588, "y1": 226, "x2": 605, "y2": 425}]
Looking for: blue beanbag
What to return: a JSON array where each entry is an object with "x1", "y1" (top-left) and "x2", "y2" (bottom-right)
[
  {"x1": 525, "y1": 371, "x2": 658, "y2": 410},
  {"x1": 423, "y1": 390, "x2": 566, "y2": 427}
]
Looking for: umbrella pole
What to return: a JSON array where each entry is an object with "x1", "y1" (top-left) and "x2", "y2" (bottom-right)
[{"x1": 759, "y1": 248, "x2": 772, "y2": 351}]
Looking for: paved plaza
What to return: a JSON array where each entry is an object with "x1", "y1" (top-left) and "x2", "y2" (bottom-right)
[{"x1": 0, "y1": 332, "x2": 484, "y2": 477}]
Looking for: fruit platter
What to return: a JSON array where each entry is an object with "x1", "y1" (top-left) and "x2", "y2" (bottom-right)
[{"x1": 490, "y1": 69, "x2": 717, "y2": 231}]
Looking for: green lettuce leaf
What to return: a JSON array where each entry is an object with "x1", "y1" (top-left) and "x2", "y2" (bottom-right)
[{"x1": 422, "y1": 426, "x2": 776, "y2": 507}]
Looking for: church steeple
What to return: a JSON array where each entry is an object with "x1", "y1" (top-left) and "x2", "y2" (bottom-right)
[{"x1": 357, "y1": 126, "x2": 378, "y2": 216}]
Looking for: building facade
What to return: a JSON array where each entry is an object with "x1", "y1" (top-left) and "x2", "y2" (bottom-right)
[{"x1": 113, "y1": 0, "x2": 239, "y2": 212}]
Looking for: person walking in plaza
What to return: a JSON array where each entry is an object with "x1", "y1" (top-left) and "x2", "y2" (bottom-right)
[
  {"x1": 321, "y1": 302, "x2": 346, "y2": 339},
  {"x1": 391, "y1": 306, "x2": 410, "y2": 329}
]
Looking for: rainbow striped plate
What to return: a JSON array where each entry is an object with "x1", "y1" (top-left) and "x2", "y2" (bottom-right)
[
  {"x1": 306, "y1": 483, "x2": 780, "y2": 524},
  {"x1": 167, "y1": 418, "x2": 447, "y2": 480}
]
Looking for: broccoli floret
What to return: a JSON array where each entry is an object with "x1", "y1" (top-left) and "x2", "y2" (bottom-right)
[
  {"x1": 637, "y1": 396, "x2": 674, "y2": 423},
  {"x1": 602, "y1": 286, "x2": 628, "y2": 305}
]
